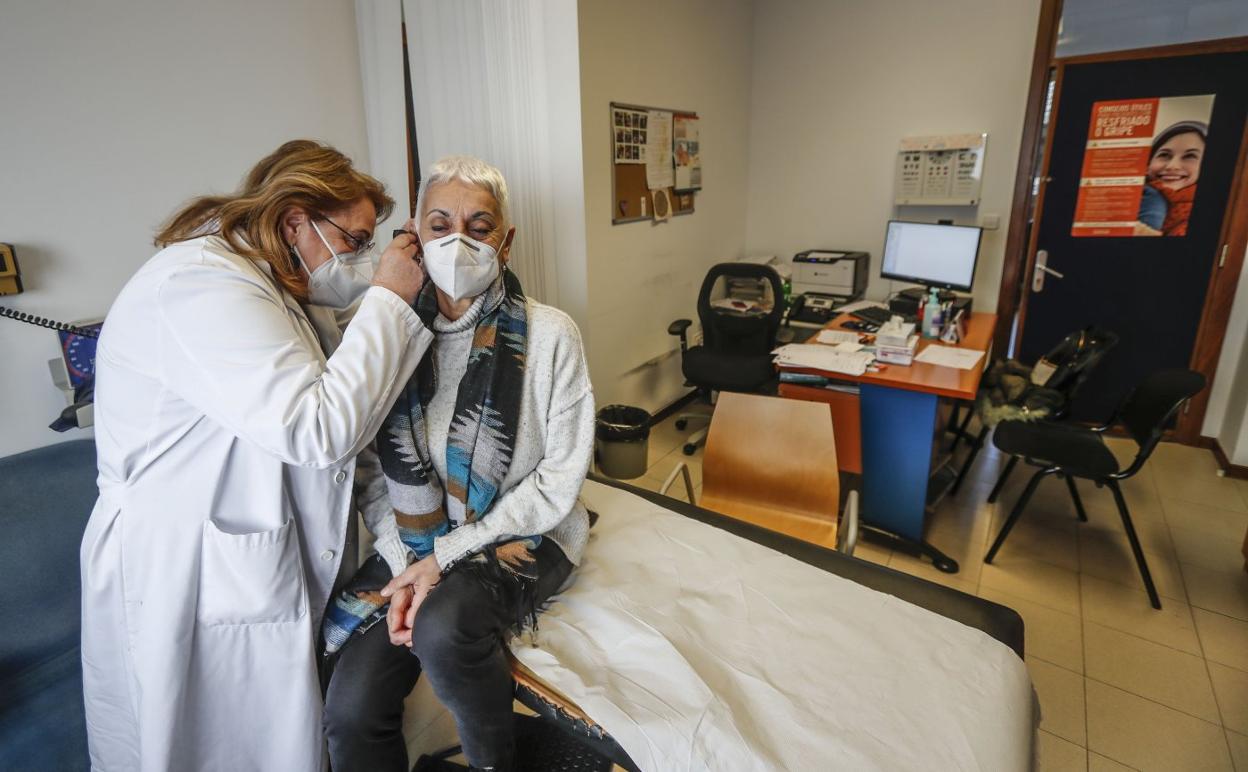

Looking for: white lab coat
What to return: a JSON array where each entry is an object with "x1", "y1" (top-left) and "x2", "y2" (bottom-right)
[{"x1": 79, "y1": 236, "x2": 432, "y2": 771}]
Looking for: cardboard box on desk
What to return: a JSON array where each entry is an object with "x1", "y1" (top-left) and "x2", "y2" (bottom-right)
[{"x1": 876, "y1": 335, "x2": 918, "y2": 366}]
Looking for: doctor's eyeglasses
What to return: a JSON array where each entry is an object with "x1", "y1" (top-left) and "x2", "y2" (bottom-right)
[{"x1": 317, "y1": 213, "x2": 376, "y2": 255}]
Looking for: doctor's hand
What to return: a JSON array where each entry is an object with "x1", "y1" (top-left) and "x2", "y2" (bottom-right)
[
  {"x1": 382, "y1": 554, "x2": 442, "y2": 646},
  {"x1": 372, "y1": 224, "x2": 425, "y2": 304}
]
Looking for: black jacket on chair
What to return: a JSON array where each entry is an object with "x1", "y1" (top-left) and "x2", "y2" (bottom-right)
[{"x1": 668, "y1": 262, "x2": 785, "y2": 394}]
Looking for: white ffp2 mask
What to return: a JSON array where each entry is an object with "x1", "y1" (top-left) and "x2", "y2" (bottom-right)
[
  {"x1": 421, "y1": 233, "x2": 499, "y2": 302},
  {"x1": 300, "y1": 220, "x2": 374, "y2": 308}
]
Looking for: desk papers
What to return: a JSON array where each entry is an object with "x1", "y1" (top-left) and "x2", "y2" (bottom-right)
[
  {"x1": 815, "y1": 329, "x2": 862, "y2": 345},
  {"x1": 773, "y1": 344, "x2": 873, "y2": 376},
  {"x1": 915, "y1": 345, "x2": 985, "y2": 370}
]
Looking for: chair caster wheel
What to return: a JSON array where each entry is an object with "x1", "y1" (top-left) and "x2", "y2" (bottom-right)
[
  {"x1": 675, "y1": 419, "x2": 688, "y2": 430},
  {"x1": 683, "y1": 444, "x2": 697, "y2": 456}
]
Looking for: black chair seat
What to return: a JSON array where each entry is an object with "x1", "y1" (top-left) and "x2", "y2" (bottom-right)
[
  {"x1": 993, "y1": 421, "x2": 1120, "y2": 479},
  {"x1": 682, "y1": 346, "x2": 776, "y2": 393}
]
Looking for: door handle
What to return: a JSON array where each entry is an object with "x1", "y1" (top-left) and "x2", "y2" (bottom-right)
[{"x1": 1032, "y1": 250, "x2": 1064, "y2": 292}]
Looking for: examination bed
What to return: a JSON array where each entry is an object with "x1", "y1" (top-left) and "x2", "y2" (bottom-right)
[
  {"x1": 0, "y1": 440, "x2": 1032, "y2": 772},
  {"x1": 403, "y1": 475, "x2": 1035, "y2": 771}
]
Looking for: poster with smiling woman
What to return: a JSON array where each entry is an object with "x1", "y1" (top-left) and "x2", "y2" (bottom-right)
[{"x1": 1071, "y1": 94, "x2": 1214, "y2": 237}]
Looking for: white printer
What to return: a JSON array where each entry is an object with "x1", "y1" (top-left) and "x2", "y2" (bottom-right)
[{"x1": 791, "y1": 250, "x2": 869, "y2": 300}]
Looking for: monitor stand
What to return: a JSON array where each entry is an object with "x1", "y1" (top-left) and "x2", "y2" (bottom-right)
[
  {"x1": 899, "y1": 286, "x2": 956, "y2": 304},
  {"x1": 890, "y1": 286, "x2": 973, "y2": 319}
]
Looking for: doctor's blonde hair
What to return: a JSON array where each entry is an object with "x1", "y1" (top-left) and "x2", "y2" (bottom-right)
[{"x1": 156, "y1": 140, "x2": 394, "y2": 302}]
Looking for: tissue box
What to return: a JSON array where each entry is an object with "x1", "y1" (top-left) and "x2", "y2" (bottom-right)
[{"x1": 875, "y1": 320, "x2": 916, "y2": 349}]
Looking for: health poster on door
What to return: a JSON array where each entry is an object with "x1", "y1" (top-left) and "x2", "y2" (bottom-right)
[{"x1": 1071, "y1": 94, "x2": 1214, "y2": 237}]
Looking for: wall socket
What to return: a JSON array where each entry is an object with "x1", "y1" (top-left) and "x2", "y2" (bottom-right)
[{"x1": 979, "y1": 213, "x2": 1001, "y2": 230}]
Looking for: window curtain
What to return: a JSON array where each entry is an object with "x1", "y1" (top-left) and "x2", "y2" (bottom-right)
[{"x1": 354, "y1": 0, "x2": 411, "y2": 237}]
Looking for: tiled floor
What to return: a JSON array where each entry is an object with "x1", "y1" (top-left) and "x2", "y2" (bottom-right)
[{"x1": 623, "y1": 407, "x2": 1248, "y2": 772}]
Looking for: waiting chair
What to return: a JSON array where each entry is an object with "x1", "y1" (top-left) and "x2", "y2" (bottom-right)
[
  {"x1": 983, "y1": 368, "x2": 1206, "y2": 609},
  {"x1": 1, "y1": 440, "x2": 96, "y2": 772},
  {"x1": 950, "y1": 326, "x2": 1119, "y2": 495},
  {"x1": 668, "y1": 263, "x2": 785, "y2": 455},
  {"x1": 697, "y1": 392, "x2": 859, "y2": 555}
]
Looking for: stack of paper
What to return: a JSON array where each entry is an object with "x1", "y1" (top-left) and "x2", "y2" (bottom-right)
[
  {"x1": 815, "y1": 329, "x2": 862, "y2": 345},
  {"x1": 773, "y1": 344, "x2": 874, "y2": 376}
]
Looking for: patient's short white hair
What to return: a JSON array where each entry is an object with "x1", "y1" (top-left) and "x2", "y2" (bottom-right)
[{"x1": 417, "y1": 155, "x2": 510, "y2": 227}]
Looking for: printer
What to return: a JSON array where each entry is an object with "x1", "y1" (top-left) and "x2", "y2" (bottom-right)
[{"x1": 791, "y1": 250, "x2": 868, "y2": 300}]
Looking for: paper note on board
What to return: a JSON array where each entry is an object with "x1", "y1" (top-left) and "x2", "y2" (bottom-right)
[{"x1": 645, "y1": 110, "x2": 674, "y2": 190}]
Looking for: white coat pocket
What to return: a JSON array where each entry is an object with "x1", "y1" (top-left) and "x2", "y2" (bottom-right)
[{"x1": 198, "y1": 518, "x2": 307, "y2": 625}]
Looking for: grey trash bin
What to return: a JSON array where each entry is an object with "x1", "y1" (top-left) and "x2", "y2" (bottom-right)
[{"x1": 595, "y1": 405, "x2": 652, "y2": 479}]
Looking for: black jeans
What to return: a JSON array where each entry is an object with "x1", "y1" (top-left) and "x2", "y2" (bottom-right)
[{"x1": 324, "y1": 540, "x2": 573, "y2": 771}]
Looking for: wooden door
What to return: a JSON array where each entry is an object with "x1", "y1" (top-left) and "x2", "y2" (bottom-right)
[{"x1": 1016, "y1": 50, "x2": 1248, "y2": 424}]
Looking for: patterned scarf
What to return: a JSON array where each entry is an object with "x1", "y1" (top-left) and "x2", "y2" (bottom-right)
[{"x1": 322, "y1": 268, "x2": 534, "y2": 654}]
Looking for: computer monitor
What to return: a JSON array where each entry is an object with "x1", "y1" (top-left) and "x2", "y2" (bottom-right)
[{"x1": 880, "y1": 220, "x2": 982, "y2": 292}]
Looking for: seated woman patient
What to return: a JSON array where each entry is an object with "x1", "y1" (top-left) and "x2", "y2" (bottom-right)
[{"x1": 322, "y1": 156, "x2": 594, "y2": 772}]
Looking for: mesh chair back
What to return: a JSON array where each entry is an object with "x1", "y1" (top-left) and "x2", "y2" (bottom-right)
[
  {"x1": 1117, "y1": 368, "x2": 1206, "y2": 462},
  {"x1": 696, "y1": 263, "x2": 785, "y2": 356}
]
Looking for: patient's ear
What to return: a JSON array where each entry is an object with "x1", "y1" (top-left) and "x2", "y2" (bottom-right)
[
  {"x1": 499, "y1": 226, "x2": 516, "y2": 266},
  {"x1": 280, "y1": 206, "x2": 309, "y2": 246}
]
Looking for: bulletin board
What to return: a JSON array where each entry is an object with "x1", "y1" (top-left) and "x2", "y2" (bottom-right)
[{"x1": 610, "y1": 101, "x2": 698, "y2": 224}]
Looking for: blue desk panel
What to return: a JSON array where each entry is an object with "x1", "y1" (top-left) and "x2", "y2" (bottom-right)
[{"x1": 859, "y1": 383, "x2": 938, "y2": 541}]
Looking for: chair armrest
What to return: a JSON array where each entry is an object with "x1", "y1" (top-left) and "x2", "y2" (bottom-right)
[
  {"x1": 668, "y1": 319, "x2": 692, "y2": 352},
  {"x1": 837, "y1": 489, "x2": 859, "y2": 556},
  {"x1": 668, "y1": 319, "x2": 692, "y2": 336}
]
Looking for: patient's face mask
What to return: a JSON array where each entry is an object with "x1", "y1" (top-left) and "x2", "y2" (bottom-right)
[
  {"x1": 421, "y1": 233, "x2": 499, "y2": 302},
  {"x1": 298, "y1": 220, "x2": 374, "y2": 309}
]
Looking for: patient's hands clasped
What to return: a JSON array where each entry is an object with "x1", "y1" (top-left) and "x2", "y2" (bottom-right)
[{"x1": 382, "y1": 554, "x2": 442, "y2": 647}]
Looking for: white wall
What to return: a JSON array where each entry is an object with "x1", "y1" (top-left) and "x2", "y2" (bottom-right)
[
  {"x1": 743, "y1": 0, "x2": 1041, "y2": 314},
  {"x1": 1204, "y1": 246, "x2": 1248, "y2": 464},
  {"x1": 0, "y1": 0, "x2": 371, "y2": 456},
  {"x1": 577, "y1": 0, "x2": 755, "y2": 414}
]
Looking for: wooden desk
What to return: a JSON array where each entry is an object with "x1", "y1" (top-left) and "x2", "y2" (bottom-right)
[{"x1": 778, "y1": 311, "x2": 996, "y2": 572}]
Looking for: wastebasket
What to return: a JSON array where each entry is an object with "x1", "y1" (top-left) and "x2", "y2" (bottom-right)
[{"x1": 595, "y1": 405, "x2": 652, "y2": 480}]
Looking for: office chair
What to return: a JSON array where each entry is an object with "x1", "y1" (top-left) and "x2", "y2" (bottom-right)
[
  {"x1": 950, "y1": 326, "x2": 1119, "y2": 496},
  {"x1": 984, "y1": 368, "x2": 1206, "y2": 610},
  {"x1": 668, "y1": 263, "x2": 785, "y2": 455},
  {"x1": 698, "y1": 392, "x2": 859, "y2": 555}
]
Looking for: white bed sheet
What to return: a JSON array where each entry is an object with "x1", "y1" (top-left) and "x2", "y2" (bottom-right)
[{"x1": 503, "y1": 480, "x2": 1037, "y2": 771}]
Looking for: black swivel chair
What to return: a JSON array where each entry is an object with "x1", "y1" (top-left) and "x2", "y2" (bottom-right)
[
  {"x1": 983, "y1": 368, "x2": 1207, "y2": 610},
  {"x1": 950, "y1": 326, "x2": 1119, "y2": 496},
  {"x1": 668, "y1": 263, "x2": 785, "y2": 455}
]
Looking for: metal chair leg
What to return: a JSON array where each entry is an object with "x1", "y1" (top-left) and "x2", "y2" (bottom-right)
[
  {"x1": 1065, "y1": 475, "x2": 1088, "y2": 522},
  {"x1": 985, "y1": 468, "x2": 1053, "y2": 563},
  {"x1": 948, "y1": 404, "x2": 975, "y2": 455},
  {"x1": 950, "y1": 426, "x2": 989, "y2": 496},
  {"x1": 986, "y1": 455, "x2": 1019, "y2": 504},
  {"x1": 1108, "y1": 479, "x2": 1162, "y2": 610}
]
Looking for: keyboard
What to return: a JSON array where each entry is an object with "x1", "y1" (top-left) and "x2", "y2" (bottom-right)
[{"x1": 850, "y1": 306, "x2": 893, "y2": 325}]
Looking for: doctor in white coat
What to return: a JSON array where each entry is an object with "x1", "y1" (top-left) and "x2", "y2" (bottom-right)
[{"x1": 80, "y1": 140, "x2": 431, "y2": 771}]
